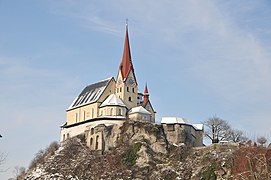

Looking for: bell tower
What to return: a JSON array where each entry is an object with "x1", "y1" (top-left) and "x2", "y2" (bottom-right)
[{"x1": 116, "y1": 23, "x2": 138, "y2": 109}]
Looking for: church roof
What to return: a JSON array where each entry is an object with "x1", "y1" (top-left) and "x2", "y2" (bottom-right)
[
  {"x1": 128, "y1": 106, "x2": 151, "y2": 115},
  {"x1": 119, "y1": 24, "x2": 137, "y2": 83},
  {"x1": 100, "y1": 94, "x2": 126, "y2": 107},
  {"x1": 67, "y1": 77, "x2": 113, "y2": 110}
]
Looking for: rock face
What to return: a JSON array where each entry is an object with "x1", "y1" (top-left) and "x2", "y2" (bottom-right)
[{"x1": 23, "y1": 121, "x2": 271, "y2": 180}]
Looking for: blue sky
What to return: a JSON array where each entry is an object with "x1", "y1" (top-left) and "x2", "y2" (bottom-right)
[{"x1": 1, "y1": 0, "x2": 271, "y2": 178}]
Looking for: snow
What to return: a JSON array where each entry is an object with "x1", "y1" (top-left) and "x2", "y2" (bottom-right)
[
  {"x1": 128, "y1": 106, "x2": 151, "y2": 115},
  {"x1": 100, "y1": 94, "x2": 126, "y2": 107},
  {"x1": 192, "y1": 124, "x2": 204, "y2": 131},
  {"x1": 161, "y1": 117, "x2": 188, "y2": 124}
]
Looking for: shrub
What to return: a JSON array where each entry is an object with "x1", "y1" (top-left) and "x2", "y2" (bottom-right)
[{"x1": 121, "y1": 142, "x2": 142, "y2": 167}]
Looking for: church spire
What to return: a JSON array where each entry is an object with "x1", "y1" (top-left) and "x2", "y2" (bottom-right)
[
  {"x1": 143, "y1": 83, "x2": 149, "y2": 105},
  {"x1": 119, "y1": 22, "x2": 135, "y2": 81}
]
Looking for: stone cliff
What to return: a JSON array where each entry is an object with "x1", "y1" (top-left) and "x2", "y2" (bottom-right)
[{"x1": 23, "y1": 121, "x2": 271, "y2": 179}]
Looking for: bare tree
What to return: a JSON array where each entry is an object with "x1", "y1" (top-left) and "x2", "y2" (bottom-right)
[
  {"x1": 257, "y1": 136, "x2": 267, "y2": 147},
  {"x1": 203, "y1": 116, "x2": 231, "y2": 143},
  {"x1": 226, "y1": 129, "x2": 248, "y2": 143},
  {"x1": 13, "y1": 166, "x2": 26, "y2": 180}
]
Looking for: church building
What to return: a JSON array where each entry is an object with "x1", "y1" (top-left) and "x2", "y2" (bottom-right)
[{"x1": 60, "y1": 24, "x2": 156, "y2": 152}]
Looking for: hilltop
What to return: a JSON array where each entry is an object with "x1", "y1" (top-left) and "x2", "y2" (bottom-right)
[{"x1": 21, "y1": 121, "x2": 271, "y2": 179}]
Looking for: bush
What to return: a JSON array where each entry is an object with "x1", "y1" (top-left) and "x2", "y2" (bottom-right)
[{"x1": 121, "y1": 142, "x2": 142, "y2": 167}]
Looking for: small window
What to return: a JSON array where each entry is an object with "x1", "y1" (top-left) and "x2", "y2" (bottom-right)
[
  {"x1": 67, "y1": 133, "x2": 70, "y2": 139},
  {"x1": 120, "y1": 87, "x2": 122, "y2": 92},
  {"x1": 75, "y1": 113, "x2": 78, "y2": 122},
  {"x1": 90, "y1": 138, "x2": 93, "y2": 146},
  {"x1": 83, "y1": 111, "x2": 86, "y2": 120},
  {"x1": 117, "y1": 88, "x2": 119, "y2": 93},
  {"x1": 167, "y1": 124, "x2": 175, "y2": 131},
  {"x1": 128, "y1": 97, "x2": 132, "y2": 102},
  {"x1": 110, "y1": 108, "x2": 113, "y2": 116},
  {"x1": 132, "y1": 88, "x2": 135, "y2": 93},
  {"x1": 63, "y1": 134, "x2": 65, "y2": 141},
  {"x1": 91, "y1": 128, "x2": 94, "y2": 135},
  {"x1": 127, "y1": 87, "x2": 129, "y2": 92},
  {"x1": 95, "y1": 135, "x2": 99, "y2": 150},
  {"x1": 118, "y1": 108, "x2": 122, "y2": 116},
  {"x1": 91, "y1": 108, "x2": 94, "y2": 118}
]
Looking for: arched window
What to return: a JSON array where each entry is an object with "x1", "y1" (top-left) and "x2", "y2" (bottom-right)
[
  {"x1": 118, "y1": 108, "x2": 122, "y2": 116},
  {"x1": 90, "y1": 138, "x2": 93, "y2": 146},
  {"x1": 127, "y1": 87, "x2": 129, "y2": 92},
  {"x1": 91, "y1": 128, "x2": 94, "y2": 135},
  {"x1": 95, "y1": 135, "x2": 99, "y2": 150},
  {"x1": 120, "y1": 87, "x2": 122, "y2": 92},
  {"x1": 67, "y1": 133, "x2": 70, "y2": 139},
  {"x1": 91, "y1": 108, "x2": 94, "y2": 118},
  {"x1": 63, "y1": 134, "x2": 65, "y2": 141},
  {"x1": 110, "y1": 108, "x2": 113, "y2": 116}
]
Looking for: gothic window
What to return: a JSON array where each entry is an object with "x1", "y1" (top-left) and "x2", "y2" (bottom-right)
[
  {"x1": 83, "y1": 111, "x2": 86, "y2": 121},
  {"x1": 67, "y1": 133, "x2": 70, "y2": 139},
  {"x1": 90, "y1": 138, "x2": 93, "y2": 146},
  {"x1": 75, "y1": 113, "x2": 78, "y2": 122},
  {"x1": 91, "y1": 108, "x2": 94, "y2": 118},
  {"x1": 110, "y1": 108, "x2": 113, "y2": 116},
  {"x1": 63, "y1": 134, "x2": 65, "y2": 141},
  {"x1": 91, "y1": 128, "x2": 94, "y2": 135},
  {"x1": 95, "y1": 135, "x2": 99, "y2": 150},
  {"x1": 118, "y1": 108, "x2": 122, "y2": 116}
]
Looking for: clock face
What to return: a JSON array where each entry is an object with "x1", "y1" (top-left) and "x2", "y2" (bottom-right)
[{"x1": 127, "y1": 78, "x2": 135, "y2": 87}]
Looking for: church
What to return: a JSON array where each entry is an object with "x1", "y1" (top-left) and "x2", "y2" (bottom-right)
[
  {"x1": 60, "y1": 25, "x2": 156, "y2": 151},
  {"x1": 60, "y1": 25, "x2": 204, "y2": 152}
]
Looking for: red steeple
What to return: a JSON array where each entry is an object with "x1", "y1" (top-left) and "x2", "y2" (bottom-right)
[
  {"x1": 119, "y1": 24, "x2": 135, "y2": 81},
  {"x1": 143, "y1": 83, "x2": 149, "y2": 105}
]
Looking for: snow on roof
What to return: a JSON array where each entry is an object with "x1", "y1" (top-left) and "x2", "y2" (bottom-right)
[
  {"x1": 67, "y1": 77, "x2": 113, "y2": 110},
  {"x1": 192, "y1": 124, "x2": 204, "y2": 131},
  {"x1": 128, "y1": 106, "x2": 151, "y2": 115},
  {"x1": 100, "y1": 94, "x2": 126, "y2": 107},
  {"x1": 161, "y1": 117, "x2": 188, "y2": 124}
]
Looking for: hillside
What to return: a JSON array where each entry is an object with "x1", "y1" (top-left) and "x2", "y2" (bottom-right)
[{"x1": 22, "y1": 121, "x2": 271, "y2": 179}]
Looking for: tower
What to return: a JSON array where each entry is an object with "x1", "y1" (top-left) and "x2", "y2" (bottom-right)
[{"x1": 116, "y1": 24, "x2": 138, "y2": 109}]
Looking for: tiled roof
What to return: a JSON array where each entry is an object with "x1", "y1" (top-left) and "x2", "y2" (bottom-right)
[{"x1": 67, "y1": 77, "x2": 113, "y2": 110}]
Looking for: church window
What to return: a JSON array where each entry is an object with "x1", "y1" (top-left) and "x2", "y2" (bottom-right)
[
  {"x1": 128, "y1": 97, "x2": 132, "y2": 102},
  {"x1": 167, "y1": 124, "x2": 175, "y2": 131},
  {"x1": 91, "y1": 128, "x2": 94, "y2": 135},
  {"x1": 118, "y1": 108, "x2": 122, "y2": 116},
  {"x1": 83, "y1": 111, "x2": 86, "y2": 121},
  {"x1": 63, "y1": 134, "x2": 65, "y2": 141},
  {"x1": 91, "y1": 108, "x2": 94, "y2": 118},
  {"x1": 90, "y1": 138, "x2": 93, "y2": 146},
  {"x1": 120, "y1": 87, "x2": 122, "y2": 92},
  {"x1": 75, "y1": 113, "x2": 78, "y2": 123},
  {"x1": 67, "y1": 133, "x2": 70, "y2": 139},
  {"x1": 127, "y1": 87, "x2": 129, "y2": 92},
  {"x1": 95, "y1": 135, "x2": 99, "y2": 150}
]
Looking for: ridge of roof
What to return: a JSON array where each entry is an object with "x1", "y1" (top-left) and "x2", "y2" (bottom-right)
[{"x1": 67, "y1": 77, "x2": 114, "y2": 110}]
